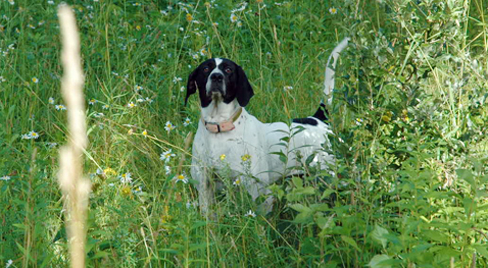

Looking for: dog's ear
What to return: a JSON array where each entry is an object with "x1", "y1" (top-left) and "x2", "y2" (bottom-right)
[
  {"x1": 235, "y1": 65, "x2": 254, "y2": 107},
  {"x1": 185, "y1": 70, "x2": 197, "y2": 105}
]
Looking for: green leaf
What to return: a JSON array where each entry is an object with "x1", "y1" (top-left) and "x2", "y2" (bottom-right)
[
  {"x1": 321, "y1": 188, "x2": 335, "y2": 200},
  {"x1": 422, "y1": 230, "x2": 449, "y2": 243},
  {"x1": 367, "y1": 254, "x2": 391, "y2": 268},
  {"x1": 291, "y1": 177, "x2": 303, "y2": 188},
  {"x1": 473, "y1": 244, "x2": 488, "y2": 258},
  {"x1": 289, "y1": 203, "x2": 310, "y2": 213},
  {"x1": 371, "y1": 224, "x2": 389, "y2": 249},
  {"x1": 294, "y1": 186, "x2": 316, "y2": 195},
  {"x1": 294, "y1": 210, "x2": 313, "y2": 223},
  {"x1": 456, "y1": 169, "x2": 476, "y2": 189},
  {"x1": 341, "y1": 235, "x2": 362, "y2": 252}
]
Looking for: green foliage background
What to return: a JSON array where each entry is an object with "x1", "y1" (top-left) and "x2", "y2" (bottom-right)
[{"x1": 1, "y1": 0, "x2": 487, "y2": 267}]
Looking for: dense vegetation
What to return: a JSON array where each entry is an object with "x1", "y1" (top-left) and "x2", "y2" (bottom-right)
[{"x1": 1, "y1": 0, "x2": 487, "y2": 267}]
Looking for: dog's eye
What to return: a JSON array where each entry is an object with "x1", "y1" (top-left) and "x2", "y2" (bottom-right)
[
  {"x1": 203, "y1": 67, "x2": 210, "y2": 73},
  {"x1": 225, "y1": 68, "x2": 232, "y2": 74}
]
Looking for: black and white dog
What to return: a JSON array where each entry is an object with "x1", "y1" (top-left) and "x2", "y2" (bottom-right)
[{"x1": 186, "y1": 38, "x2": 349, "y2": 215}]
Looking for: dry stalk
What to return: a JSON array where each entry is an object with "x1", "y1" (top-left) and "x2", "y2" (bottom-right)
[{"x1": 57, "y1": 5, "x2": 90, "y2": 268}]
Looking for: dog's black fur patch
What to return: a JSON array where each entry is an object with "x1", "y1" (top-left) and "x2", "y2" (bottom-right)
[
  {"x1": 292, "y1": 117, "x2": 318, "y2": 126},
  {"x1": 312, "y1": 103, "x2": 329, "y2": 121}
]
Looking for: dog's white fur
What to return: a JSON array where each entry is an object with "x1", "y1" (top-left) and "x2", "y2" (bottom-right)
[{"x1": 189, "y1": 38, "x2": 349, "y2": 215}]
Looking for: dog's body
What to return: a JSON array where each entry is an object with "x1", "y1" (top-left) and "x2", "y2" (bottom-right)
[{"x1": 186, "y1": 39, "x2": 349, "y2": 215}]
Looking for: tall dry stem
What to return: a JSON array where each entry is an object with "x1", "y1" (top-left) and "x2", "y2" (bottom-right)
[{"x1": 57, "y1": 4, "x2": 90, "y2": 268}]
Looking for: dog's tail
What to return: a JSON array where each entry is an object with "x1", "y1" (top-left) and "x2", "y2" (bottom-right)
[
  {"x1": 310, "y1": 38, "x2": 349, "y2": 122},
  {"x1": 323, "y1": 37, "x2": 349, "y2": 105}
]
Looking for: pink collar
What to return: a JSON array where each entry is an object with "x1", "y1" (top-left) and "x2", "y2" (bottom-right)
[{"x1": 201, "y1": 107, "x2": 243, "y2": 133}]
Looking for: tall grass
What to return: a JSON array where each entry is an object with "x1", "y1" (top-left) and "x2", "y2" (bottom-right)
[{"x1": 0, "y1": 0, "x2": 487, "y2": 267}]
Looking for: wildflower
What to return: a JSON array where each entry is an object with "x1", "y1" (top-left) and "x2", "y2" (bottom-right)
[
  {"x1": 104, "y1": 167, "x2": 117, "y2": 176},
  {"x1": 29, "y1": 131, "x2": 40, "y2": 139},
  {"x1": 233, "y1": 178, "x2": 241, "y2": 186},
  {"x1": 192, "y1": 53, "x2": 200, "y2": 60},
  {"x1": 136, "y1": 98, "x2": 145, "y2": 103},
  {"x1": 119, "y1": 172, "x2": 133, "y2": 184},
  {"x1": 96, "y1": 168, "x2": 104, "y2": 175},
  {"x1": 164, "y1": 121, "x2": 175, "y2": 132},
  {"x1": 179, "y1": 27, "x2": 184, "y2": 32},
  {"x1": 180, "y1": 86, "x2": 185, "y2": 92},
  {"x1": 55, "y1": 104, "x2": 67, "y2": 111},
  {"x1": 237, "y1": 21, "x2": 243, "y2": 27},
  {"x1": 232, "y1": 2, "x2": 248, "y2": 13},
  {"x1": 133, "y1": 2, "x2": 141, "y2": 6},
  {"x1": 94, "y1": 112, "x2": 104, "y2": 118},
  {"x1": 48, "y1": 0, "x2": 54, "y2": 4},
  {"x1": 145, "y1": 97, "x2": 153, "y2": 103},
  {"x1": 212, "y1": 22, "x2": 219, "y2": 27},
  {"x1": 0, "y1": 76, "x2": 6, "y2": 82},
  {"x1": 245, "y1": 210, "x2": 256, "y2": 218},
  {"x1": 283, "y1": 85, "x2": 293, "y2": 91},
  {"x1": 355, "y1": 118, "x2": 363, "y2": 126},
  {"x1": 134, "y1": 85, "x2": 143, "y2": 91},
  {"x1": 121, "y1": 185, "x2": 132, "y2": 196},
  {"x1": 401, "y1": 109, "x2": 409, "y2": 122},
  {"x1": 128, "y1": 128, "x2": 134, "y2": 135},
  {"x1": 88, "y1": 99, "x2": 96, "y2": 105},
  {"x1": 32, "y1": 77, "x2": 39, "y2": 83},
  {"x1": 241, "y1": 154, "x2": 251, "y2": 162},
  {"x1": 186, "y1": 13, "x2": 193, "y2": 23},
  {"x1": 199, "y1": 48, "x2": 207, "y2": 56},
  {"x1": 161, "y1": 10, "x2": 169, "y2": 16},
  {"x1": 127, "y1": 102, "x2": 137, "y2": 108},
  {"x1": 6, "y1": 260, "x2": 13, "y2": 268},
  {"x1": 329, "y1": 7, "x2": 337, "y2": 15},
  {"x1": 21, "y1": 130, "x2": 39, "y2": 140},
  {"x1": 8, "y1": 0, "x2": 14, "y2": 5},
  {"x1": 183, "y1": 117, "x2": 191, "y2": 126},
  {"x1": 102, "y1": 104, "x2": 110, "y2": 110},
  {"x1": 220, "y1": 154, "x2": 226, "y2": 161},
  {"x1": 172, "y1": 76, "x2": 183, "y2": 84},
  {"x1": 381, "y1": 111, "x2": 392, "y2": 123},
  {"x1": 142, "y1": 129, "x2": 148, "y2": 137},
  {"x1": 133, "y1": 186, "x2": 143, "y2": 194},
  {"x1": 174, "y1": 174, "x2": 188, "y2": 184},
  {"x1": 48, "y1": 97, "x2": 54, "y2": 104},
  {"x1": 135, "y1": 25, "x2": 141, "y2": 31},
  {"x1": 230, "y1": 13, "x2": 238, "y2": 23},
  {"x1": 47, "y1": 142, "x2": 57, "y2": 148},
  {"x1": 165, "y1": 165, "x2": 171, "y2": 175},
  {"x1": 0, "y1": 176, "x2": 11, "y2": 181},
  {"x1": 160, "y1": 149, "x2": 175, "y2": 162}
]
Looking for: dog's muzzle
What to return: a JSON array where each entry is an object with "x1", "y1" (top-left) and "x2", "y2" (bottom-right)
[{"x1": 207, "y1": 73, "x2": 225, "y2": 95}]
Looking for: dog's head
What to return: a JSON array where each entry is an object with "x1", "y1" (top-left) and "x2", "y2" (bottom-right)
[{"x1": 186, "y1": 58, "x2": 254, "y2": 107}]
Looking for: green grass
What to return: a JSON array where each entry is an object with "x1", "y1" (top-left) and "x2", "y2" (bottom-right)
[{"x1": 1, "y1": 0, "x2": 488, "y2": 267}]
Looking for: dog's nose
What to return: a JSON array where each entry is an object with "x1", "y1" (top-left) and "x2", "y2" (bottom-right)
[{"x1": 210, "y1": 73, "x2": 224, "y2": 83}]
